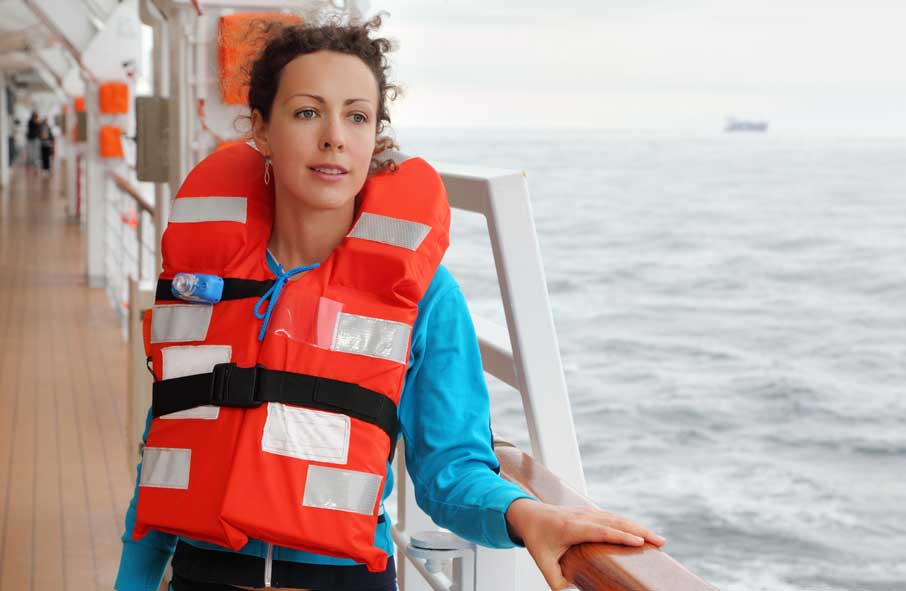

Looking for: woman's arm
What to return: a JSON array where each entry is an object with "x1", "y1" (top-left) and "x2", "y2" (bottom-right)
[
  {"x1": 399, "y1": 268, "x2": 535, "y2": 548},
  {"x1": 114, "y1": 408, "x2": 178, "y2": 591},
  {"x1": 401, "y1": 267, "x2": 666, "y2": 590}
]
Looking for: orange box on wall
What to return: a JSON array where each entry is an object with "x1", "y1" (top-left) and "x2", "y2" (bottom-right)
[
  {"x1": 99, "y1": 82, "x2": 129, "y2": 114},
  {"x1": 218, "y1": 12, "x2": 302, "y2": 105},
  {"x1": 99, "y1": 126, "x2": 124, "y2": 158},
  {"x1": 74, "y1": 96, "x2": 85, "y2": 112}
]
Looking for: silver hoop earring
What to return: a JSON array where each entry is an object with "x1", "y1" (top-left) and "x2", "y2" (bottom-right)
[{"x1": 264, "y1": 157, "x2": 271, "y2": 185}]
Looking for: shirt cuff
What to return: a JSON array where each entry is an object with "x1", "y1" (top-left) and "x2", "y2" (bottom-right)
[
  {"x1": 483, "y1": 483, "x2": 538, "y2": 548},
  {"x1": 114, "y1": 542, "x2": 173, "y2": 591}
]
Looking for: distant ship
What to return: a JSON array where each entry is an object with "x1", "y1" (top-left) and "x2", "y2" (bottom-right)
[{"x1": 724, "y1": 118, "x2": 768, "y2": 132}]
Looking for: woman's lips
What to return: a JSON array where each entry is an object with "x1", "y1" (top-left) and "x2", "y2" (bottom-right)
[{"x1": 308, "y1": 166, "x2": 348, "y2": 182}]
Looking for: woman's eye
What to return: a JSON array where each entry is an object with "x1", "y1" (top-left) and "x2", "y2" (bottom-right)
[
  {"x1": 296, "y1": 109, "x2": 316, "y2": 120},
  {"x1": 351, "y1": 113, "x2": 367, "y2": 124}
]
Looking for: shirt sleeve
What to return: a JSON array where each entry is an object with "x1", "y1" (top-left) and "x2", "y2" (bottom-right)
[
  {"x1": 398, "y1": 273, "x2": 536, "y2": 548},
  {"x1": 114, "y1": 408, "x2": 178, "y2": 591}
]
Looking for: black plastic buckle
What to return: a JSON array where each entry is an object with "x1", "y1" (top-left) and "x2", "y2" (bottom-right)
[{"x1": 209, "y1": 363, "x2": 263, "y2": 408}]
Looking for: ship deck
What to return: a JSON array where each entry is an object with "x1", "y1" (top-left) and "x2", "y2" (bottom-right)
[{"x1": 0, "y1": 170, "x2": 133, "y2": 590}]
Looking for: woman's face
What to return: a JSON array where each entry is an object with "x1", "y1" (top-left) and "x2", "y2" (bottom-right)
[{"x1": 253, "y1": 50, "x2": 379, "y2": 211}]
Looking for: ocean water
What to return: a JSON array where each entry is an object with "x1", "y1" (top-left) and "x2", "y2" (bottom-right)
[{"x1": 395, "y1": 129, "x2": 906, "y2": 591}]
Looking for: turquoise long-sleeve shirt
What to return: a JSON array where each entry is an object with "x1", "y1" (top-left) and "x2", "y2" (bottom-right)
[{"x1": 114, "y1": 262, "x2": 534, "y2": 591}]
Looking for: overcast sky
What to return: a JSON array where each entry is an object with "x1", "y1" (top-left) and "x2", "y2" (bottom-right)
[{"x1": 373, "y1": 0, "x2": 906, "y2": 135}]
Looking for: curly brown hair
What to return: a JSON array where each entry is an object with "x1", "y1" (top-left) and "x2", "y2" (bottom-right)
[{"x1": 246, "y1": 13, "x2": 401, "y2": 174}]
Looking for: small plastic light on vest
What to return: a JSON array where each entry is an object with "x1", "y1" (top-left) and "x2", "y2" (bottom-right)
[{"x1": 171, "y1": 273, "x2": 224, "y2": 304}]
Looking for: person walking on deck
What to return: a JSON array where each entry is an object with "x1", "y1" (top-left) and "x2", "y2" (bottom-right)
[
  {"x1": 26, "y1": 111, "x2": 40, "y2": 172},
  {"x1": 38, "y1": 118, "x2": 54, "y2": 176}
]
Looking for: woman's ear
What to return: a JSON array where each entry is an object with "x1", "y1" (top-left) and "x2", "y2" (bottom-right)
[{"x1": 250, "y1": 109, "x2": 270, "y2": 157}]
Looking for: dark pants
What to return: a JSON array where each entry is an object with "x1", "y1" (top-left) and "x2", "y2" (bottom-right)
[
  {"x1": 170, "y1": 571, "x2": 398, "y2": 590},
  {"x1": 171, "y1": 541, "x2": 398, "y2": 591},
  {"x1": 41, "y1": 145, "x2": 52, "y2": 171}
]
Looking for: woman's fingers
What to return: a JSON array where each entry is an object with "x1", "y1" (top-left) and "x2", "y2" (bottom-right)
[
  {"x1": 568, "y1": 509, "x2": 665, "y2": 547},
  {"x1": 563, "y1": 518, "x2": 638, "y2": 547},
  {"x1": 600, "y1": 513, "x2": 667, "y2": 546},
  {"x1": 533, "y1": 550, "x2": 573, "y2": 591},
  {"x1": 594, "y1": 524, "x2": 646, "y2": 546}
]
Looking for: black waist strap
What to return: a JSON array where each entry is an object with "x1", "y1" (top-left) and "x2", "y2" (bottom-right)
[
  {"x1": 152, "y1": 363, "x2": 399, "y2": 450},
  {"x1": 156, "y1": 277, "x2": 274, "y2": 302}
]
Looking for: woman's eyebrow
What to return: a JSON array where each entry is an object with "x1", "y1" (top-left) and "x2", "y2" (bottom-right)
[{"x1": 285, "y1": 93, "x2": 372, "y2": 105}]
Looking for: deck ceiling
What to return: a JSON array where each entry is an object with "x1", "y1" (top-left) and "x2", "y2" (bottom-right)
[
  {"x1": 0, "y1": 0, "x2": 39, "y2": 34},
  {"x1": 0, "y1": 1, "x2": 42, "y2": 55},
  {"x1": 0, "y1": 0, "x2": 121, "y2": 94}
]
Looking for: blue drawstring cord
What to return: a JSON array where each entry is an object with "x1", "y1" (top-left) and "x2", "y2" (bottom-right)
[{"x1": 253, "y1": 262, "x2": 320, "y2": 341}]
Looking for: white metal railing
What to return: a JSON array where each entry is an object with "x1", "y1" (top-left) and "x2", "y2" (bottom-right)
[
  {"x1": 104, "y1": 169, "x2": 156, "y2": 339},
  {"x1": 387, "y1": 160, "x2": 585, "y2": 591}
]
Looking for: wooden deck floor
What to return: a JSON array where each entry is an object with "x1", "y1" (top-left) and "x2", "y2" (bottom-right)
[{"x1": 0, "y1": 168, "x2": 135, "y2": 590}]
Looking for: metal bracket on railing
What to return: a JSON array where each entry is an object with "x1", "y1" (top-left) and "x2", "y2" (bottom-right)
[{"x1": 408, "y1": 531, "x2": 476, "y2": 591}]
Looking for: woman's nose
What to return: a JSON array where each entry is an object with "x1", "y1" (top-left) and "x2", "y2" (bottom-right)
[{"x1": 319, "y1": 116, "x2": 345, "y2": 151}]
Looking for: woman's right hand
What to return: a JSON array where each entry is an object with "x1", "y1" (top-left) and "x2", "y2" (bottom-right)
[{"x1": 505, "y1": 498, "x2": 666, "y2": 590}]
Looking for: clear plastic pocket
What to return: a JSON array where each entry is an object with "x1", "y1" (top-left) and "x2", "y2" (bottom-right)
[{"x1": 266, "y1": 284, "x2": 344, "y2": 349}]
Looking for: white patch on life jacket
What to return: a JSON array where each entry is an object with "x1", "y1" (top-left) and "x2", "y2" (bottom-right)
[
  {"x1": 159, "y1": 345, "x2": 232, "y2": 420},
  {"x1": 347, "y1": 212, "x2": 431, "y2": 251},
  {"x1": 150, "y1": 304, "x2": 213, "y2": 343},
  {"x1": 302, "y1": 465, "x2": 382, "y2": 516},
  {"x1": 170, "y1": 197, "x2": 247, "y2": 224},
  {"x1": 140, "y1": 447, "x2": 191, "y2": 489},
  {"x1": 261, "y1": 403, "x2": 351, "y2": 465}
]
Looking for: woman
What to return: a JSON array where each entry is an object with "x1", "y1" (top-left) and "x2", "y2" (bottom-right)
[
  {"x1": 116, "y1": 15, "x2": 665, "y2": 591},
  {"x1": 26, "y1": 111, "x2": 40, "y2": 172},
  {"x1": 39, "y1": 118, "x2": 54, "y2": 176}
]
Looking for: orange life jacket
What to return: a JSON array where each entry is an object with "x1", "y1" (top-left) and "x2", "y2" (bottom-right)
[{"x1": 133, "y1": 143, "x2": 450, "y2": 572}]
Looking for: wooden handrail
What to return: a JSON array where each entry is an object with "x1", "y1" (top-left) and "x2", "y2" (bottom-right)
[
  {"x1": 108, "y1": 172, "x2": 154, "y2": 215},
  {"x1": 107, "y1": 172, "x2": 156, "y2": 282},
  {"x1": 494, "y1": 445, "x2": 718, "y2": 591}
]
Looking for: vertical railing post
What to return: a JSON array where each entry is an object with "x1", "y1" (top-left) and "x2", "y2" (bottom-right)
[
  {"x1": 0, "y1": 75, "x2": 9, "y2": 188},
  {"x1": 437, "y1": 166, "x2": 586, "y2": 492},
  {"x1": 395, "y1": 444, "x2": 435, "y2": 591},
  {"x1": 84, "y1": 78, "x2": 107, "y2": 287},
  {"x1": 136, "y1": 209, "x2": 144, "y2": 282}
]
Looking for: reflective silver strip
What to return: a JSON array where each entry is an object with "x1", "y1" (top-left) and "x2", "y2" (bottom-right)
[
  {"x1": 170, "y1": 197, "x2": 247, "y2": 224},
  {"x1": 331, "y1": 312, "x2": 411, "y2": 364},
  {"x1": 158, "y1": 405, "x2": 220, "y2": 420},
  {"x1": 347, "y1": 212, "x2": 431, "y2": 251},
  {"x1": 140, "y1": 448, "x2": 191, "y2": 489},
  {"x1": 151, "y1": 304, "x2": 213, "y2": 344},
  {"x1": 302, "y1": 465, "x2": 382, "y2": 515}
]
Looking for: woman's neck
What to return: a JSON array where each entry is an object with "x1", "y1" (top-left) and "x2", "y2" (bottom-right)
[{"x1": 268, "y1": 188, "x2": 357, "y2": 271}]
